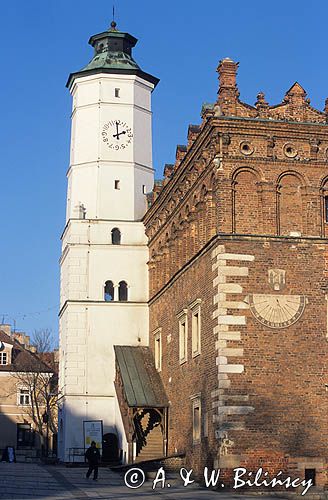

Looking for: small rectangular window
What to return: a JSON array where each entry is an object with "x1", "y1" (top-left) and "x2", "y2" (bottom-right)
[
  {"x1": 190, "y1": 299, "x2": 201, "y2": 357},
  {"x1": 191, "y1": 395, "x2": 201, "y2": 444},
  {"x1": 115, "y1": 88, "x2": 120, "y2": 98},
  {"x1": 178, "y1": 310, "x2": 188, "y2": 364},
  {"x1": 154, "y1": 329, "x2": 162, "y2": 371},
  {"x1": 142, "y1": 185, "x2": 146, "y2": 194},
  {"x1": 19, "y1": 389, "x2": 30, "y2": 406},
  {"x1": 0, "y1": 352, "x2": 7, "y2": 365},
  {"x1": 114, "y1": 180, "x2": 120, "y2": 190}
]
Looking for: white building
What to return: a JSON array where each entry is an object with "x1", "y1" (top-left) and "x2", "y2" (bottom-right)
[{"x1": 58, "y1": 21, "x2": 159, "y2": 462}]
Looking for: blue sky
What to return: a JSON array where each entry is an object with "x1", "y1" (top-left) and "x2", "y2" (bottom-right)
[{"x1": 1, "y1": 0, "x2": 328, "y2": 342}]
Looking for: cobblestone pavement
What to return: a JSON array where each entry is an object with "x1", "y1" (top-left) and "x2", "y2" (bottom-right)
[{"x1": 0, "y1": 463, "x2": 284, "y2": 500}]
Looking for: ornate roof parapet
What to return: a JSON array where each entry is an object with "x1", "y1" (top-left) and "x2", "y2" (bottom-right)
[
  {"x1": 255, "y1": 91, "x2": 269, "y2": 118},
  {"x1": 147, "y1": 180, "x2": 164, "y2": 207},
  {"x1": 269, "y1": 82, "x2": 325, "y2": 123},
  {"x1": 217, "y1": 58, "x2": 240, "y2": 115},
  {"x1": 163, "y1": 164, "x2": 174, "y2": 186},
  {"x1": 214, "y1": 61, "x2": 328, "y2": 123},
  {"x1": 324, "y1": 98, "x2": 328, "y2": 123},
  {"x1": 187, "y1": 125, "x2": 201, "y2": 147},
  {"x1": 163, "y1": 163, "x2": 174, "y2": 179},
  {"x1": 201, "y1": 102, "x2": 215, "y2": 119},
  {"x1": 174, "y1": 145, "x2": 187, "y2": 171}
]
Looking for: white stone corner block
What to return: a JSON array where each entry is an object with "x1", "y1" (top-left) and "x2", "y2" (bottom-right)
[
  {"x1": 216, "y1": 356, "x2": 227, "y2": 365},
  {"x1": 211, "y1": 245, "x2": 226, "y2": 258},
  {"x1": 219, "y1": 364, "x2": 244, "y2": 374},
  {"x1": 217, "y1": 283, "x2": 243, "y2": 294},
  {"x1": 219, "y1": 266, "x2": 249, "y2": 277},
  {"x1": 217, "y1": 315, "x2": 246, "y2": 326},
  {"x1": 217, "y1": 253, "x2": 255, "y2": 262}
]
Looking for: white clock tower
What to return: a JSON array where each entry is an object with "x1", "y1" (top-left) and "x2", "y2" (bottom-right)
[{"x1": 58, "y1": 21, "x2": 158, "y2": 462}]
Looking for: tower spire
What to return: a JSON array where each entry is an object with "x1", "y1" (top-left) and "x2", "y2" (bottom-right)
[{"x1": 110, "y1": 5, "x2": 117, "y2": 31}]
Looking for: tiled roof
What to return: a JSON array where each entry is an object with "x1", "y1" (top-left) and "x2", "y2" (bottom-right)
[{"x1": 0, "y1": 330, "x2": 53, "y2": 373}]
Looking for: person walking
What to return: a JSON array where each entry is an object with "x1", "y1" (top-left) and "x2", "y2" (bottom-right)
[{"x1": 85, "y1": 441, "x2": 100, "y2": 480}]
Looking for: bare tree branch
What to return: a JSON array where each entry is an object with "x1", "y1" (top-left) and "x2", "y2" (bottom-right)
[{"x1": 32, "y1": 329, "x2": 54, "y2": 353}]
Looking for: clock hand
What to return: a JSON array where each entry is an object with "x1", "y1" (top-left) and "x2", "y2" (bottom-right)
[{"x1": 113, "y1": 126, "x2": 126, "y2": 140}]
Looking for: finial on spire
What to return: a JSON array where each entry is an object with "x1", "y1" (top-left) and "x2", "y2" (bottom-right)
[{"x1": 110, "y1": 5, "x2": 117, "y2": 31}]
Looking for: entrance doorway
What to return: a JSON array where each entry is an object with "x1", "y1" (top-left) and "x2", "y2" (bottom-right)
[
  {"x1": 17, "y1": 424, "x2": 34, "y2": 448},
  {"x1": 102, "y1": 433, "x2": 119, "y2": 463}
]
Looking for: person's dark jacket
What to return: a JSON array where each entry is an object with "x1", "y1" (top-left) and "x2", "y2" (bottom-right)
[{"x1": 85, "y1": 446, "x2": 100, "y2": 465}]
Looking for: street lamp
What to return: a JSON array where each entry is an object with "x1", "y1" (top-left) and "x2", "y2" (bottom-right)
[{"x1": 42, "y1": 409, "x2": 49, "y2": 457}]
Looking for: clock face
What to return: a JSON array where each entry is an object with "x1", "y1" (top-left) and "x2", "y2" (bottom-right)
[
  {"x1": 102, "y1": 120, "x2": 133, "y2": 151},
  {"x1": 248, "y1": 294, "x2": 306, "y2": 329}
]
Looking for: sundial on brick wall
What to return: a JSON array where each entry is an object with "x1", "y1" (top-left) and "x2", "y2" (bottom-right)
[{"x1": 247, "y1": 269, "x2": 306, "y2": 329}]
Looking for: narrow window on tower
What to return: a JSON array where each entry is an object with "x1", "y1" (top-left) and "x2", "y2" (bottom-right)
[
  {"x1": 118, "y1": 281, "x2": 128, "y2": 301},
  {"x1": 111, "y1": 228, "x2": 121, "y2": 245},
  {"x1": 142, "y1": 185, "x2": 146, "y2": 194},
  {"x1": 114, "y1": 180, "x2": 120, "y2": 190},
  {"x1": 154, "y1": 329, "x2": 162, "y2": 371},
  {"x1": 325, "y1": 196, "x2": 328, "y2": 222},
  {"x1": 104, "y1": 281, "x2": 114, "y2": 302},
  {"x1": 115, "y1": 88, "x2": 120, "y2": 98}
]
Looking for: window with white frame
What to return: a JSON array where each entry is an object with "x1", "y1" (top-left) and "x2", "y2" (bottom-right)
[
  {"x1": 0, "y1": 352, "x2": 7, "y2": 365},
  {"x1": 178, "y1": 310, "x2": 188, "y2": 364},
  {"x1": 154, "y1": 329, "x2": 162, "y2": 371},
  {"x1": 191, "y1": 394, "x2": 201, "y2": 444},
  {"x1": 18, "y1": 389, "x2": 30, "y2": 406},
  {"x1": 190, "y1": 299, "x2": 201, "y2": 357}
]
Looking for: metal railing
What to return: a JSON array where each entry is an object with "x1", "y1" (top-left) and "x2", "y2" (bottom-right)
[{"x1": 68, "y1": 447, "x2": 85, "y2": 463}]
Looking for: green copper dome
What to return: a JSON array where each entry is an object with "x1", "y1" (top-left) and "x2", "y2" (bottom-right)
[{"x1": 67, "y1": 22, "x2": 159, "y2": 89}]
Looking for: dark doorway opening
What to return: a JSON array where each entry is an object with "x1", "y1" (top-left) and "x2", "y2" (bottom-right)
[
  {"x1": 305, "y1": 469, "x2": 316, "y2": 487},
  {"x1": 102, "y1": 433, "x2": 119, "y2": 463},
  {"x1": 17, "y1": 424, "x2": 34, "y2": 448}
]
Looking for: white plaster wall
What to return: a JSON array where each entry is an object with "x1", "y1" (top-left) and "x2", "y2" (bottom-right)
[
  {"x1": 59, "y1": 395, "x2": 115, "y2": 462},
  {"x1": 62, "y1": 304, "x2": 149, "y2": 391}
]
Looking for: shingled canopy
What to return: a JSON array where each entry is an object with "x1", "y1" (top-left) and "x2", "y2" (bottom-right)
[{"x1": 114, "y1": 346, "x2": 168, "y2": 408}]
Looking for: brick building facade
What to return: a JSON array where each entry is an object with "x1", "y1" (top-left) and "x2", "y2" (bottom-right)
[{"x1": 144, "y1": 59, "x2": 328, "y2": 487}]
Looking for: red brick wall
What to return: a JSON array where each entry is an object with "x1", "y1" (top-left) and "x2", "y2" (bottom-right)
[
  {"x1": 149, "y1": 236, "x2": 328, "y2": 482},
  {"x1": 149, "y1": 250, "x2": 217, "y2": 473}
]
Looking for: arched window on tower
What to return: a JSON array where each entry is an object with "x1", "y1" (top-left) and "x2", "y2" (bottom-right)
[
  {"x1": 111, "y1": 228, "x2": 121, "y2": 245},
  {"x1": 104, "y1": 281, "x2": 114, "y2": 302},
  {"x1": 118, "y1": 281, "x2": 128, "y2": 301}
]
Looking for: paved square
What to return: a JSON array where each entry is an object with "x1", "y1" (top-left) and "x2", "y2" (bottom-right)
[{"x1": 0, "y1": 463, "x2": 284, "y2": 499}]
